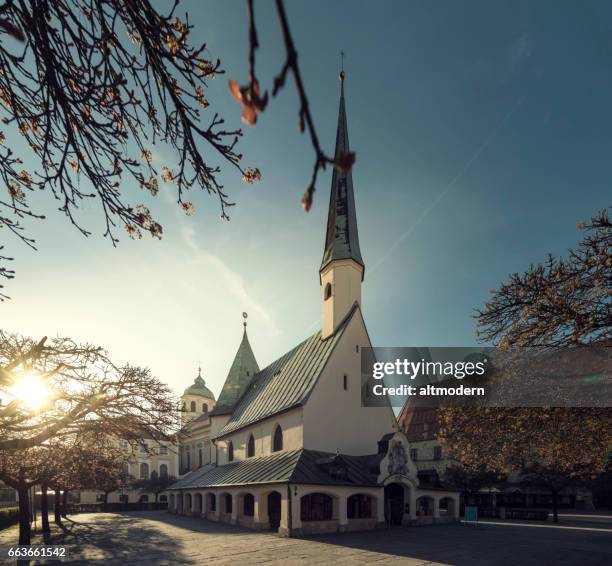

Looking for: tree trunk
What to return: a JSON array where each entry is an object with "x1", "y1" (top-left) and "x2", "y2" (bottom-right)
[
  {"x1": 17, "y1": 482, "x2": 31, "y2": 545},
  {"x1": 61, "y1": 490, "x2": 68, "y2": 518},
  {"x1": 54, "y1": 490, "x2": 62, "y2": 524},
  {"x1": 103, "y1": 491, "x2": 109, "y2": 504},
  {"x1": 41, "y1": 483, "x2": 50, "y2": 537},
  {"x1": 552, "y1": 490, "x2": 559, "y2": 523},
  {"x1": 155, "y1": 492, "x2": 159, "y2": 503}
]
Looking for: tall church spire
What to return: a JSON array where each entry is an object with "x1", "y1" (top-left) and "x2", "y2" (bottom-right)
[
  {"x1": 320, "y1": 66, "x2": 364, "y2": 277},
  {"x1": 320, "y1": 67, "x2": 364, "y2": 340}
]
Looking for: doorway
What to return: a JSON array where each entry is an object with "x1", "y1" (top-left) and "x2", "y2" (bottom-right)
[
  {"x1": 384, "y1": 483, "x2": 405, "y2": 526},
  {"x1": 268, "y1": 491, "x2": 282, "y2": 531}
]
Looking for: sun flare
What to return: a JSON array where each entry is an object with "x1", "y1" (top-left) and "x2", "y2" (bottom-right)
[{"x1": 11, "y1": 373, "x2": 50, "y2": 411}]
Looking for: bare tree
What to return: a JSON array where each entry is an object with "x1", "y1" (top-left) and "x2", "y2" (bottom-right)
[
  {"x1": 0, "y1": 330, "x2": 180, "y2": 452},
  {"x1": 438, "y1": 407, "x2": 612, "y2": 523},
  {"x1": 476, "y1": 208, "x2": 611, "y2": 348}
]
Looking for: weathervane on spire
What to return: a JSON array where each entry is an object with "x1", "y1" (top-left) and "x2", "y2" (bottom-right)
[
  {"x1": 339, "y1": 50, "x2": 345, "y2": 82},
  {"x1": 197, "y1": 361, "x2": 202, "y2": 378},
  {"x1": 242, "y1": 312, "x2": 248, "y2": 329}
]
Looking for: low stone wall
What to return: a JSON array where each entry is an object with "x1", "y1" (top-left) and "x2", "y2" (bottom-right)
[
  {"x1": 238, "y1": 515, "x2": 255, "y2": 528},
  {"x1": 300, "y1": 519, "x2": 339, "y2": 536},
  {"x1": 344, "y1": 518, "x2": 377, "y2": 532}
]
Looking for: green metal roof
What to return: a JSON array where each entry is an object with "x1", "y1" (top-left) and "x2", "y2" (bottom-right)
[
  {"x1": 215, "y1": 305, "x2": 357, "y2": 438},
  {"x1": 210, "y1": 328, "x2": 260, "y2": 416},
  {"x1": 168, "y1": 447, "x2": 379, "y2": 490},
  {"x1": 320, "y1": 76, "x2": 364, "y2": 276},
  {"x1": 183, "y1": 374, "x2": 215, "y2": 400}
]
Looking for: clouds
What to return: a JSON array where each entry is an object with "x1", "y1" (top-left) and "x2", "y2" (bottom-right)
[{"x1": 180, "y1": 224, "x2": 278, "y2": 334}]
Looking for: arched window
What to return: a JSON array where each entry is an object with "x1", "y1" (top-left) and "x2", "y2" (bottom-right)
[
  {"x1": 181, "y1": 401, "x2": 186, "y2": 411},
  {"x1": 159, "y1": 464, "x2": 168, "y2": 479},
  {"x1": 272, "y1": 425, "x2": 283, "y2": 452},
  {"x1": 202, "y1": 402, "x2": 208, "y2": 414},
  {"x1": 243, "y1": 494, "x2": 255, "y2": 516},
  {"x1": 190, "y1": 400, "x2": 196, "y2": 412},
  {"x1": 301, "y1": 493, "x2": 333, "y2": 521},
  {"x1": 208, "y1": 493, "x2": 216, "y2": 512},
  {"x1": 139, "y1": 463, "x2": 149, "y2": 480},
  {"x1": 224, "y1": 494, "x2": 233, "y2": 514},
  {"x1": 247, "y1": 434, "x2": 255, "y2": 458},
  {"x1": 347, "y1": 494, "x2": 372, "y2": 519},
  {"x1": 159, "y1": 494, "x2": 168, "y2": 502},
  {"x1": 324, "y1": 282, "x2": 332, "y2": 300},
  {"x1": 227, "y1": 440, "x2": 234, "y2": 462}
]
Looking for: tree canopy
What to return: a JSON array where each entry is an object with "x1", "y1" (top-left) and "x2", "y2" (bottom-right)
[{"x1": 476, "y1": 208, "x2": 611, "y2": 348}]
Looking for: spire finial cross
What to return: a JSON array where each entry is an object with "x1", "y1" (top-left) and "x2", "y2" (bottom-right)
[
  {"x1": 242, "y1": 311, "x2": 248, "y2": 329},
  {"x1": 339, "y1": 50, "x2": 345, "y2": 82}
]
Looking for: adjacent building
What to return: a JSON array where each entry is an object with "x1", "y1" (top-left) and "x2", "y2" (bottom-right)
[{"x1": 398, "y1": 401, "x2": 594, "y2": 514}]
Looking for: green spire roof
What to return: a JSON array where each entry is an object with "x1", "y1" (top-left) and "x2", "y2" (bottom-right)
[
  {"x1": 210, "y1": 327, "x2": 259, "y2": 416},
  {"x1": 320, "y1": 73, "x2": 364, "y2": 277},
  {"x1": 183, "y1": 370, "x2": 216, "y2": 400}
]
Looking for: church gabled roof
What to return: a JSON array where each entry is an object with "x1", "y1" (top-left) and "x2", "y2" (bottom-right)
[
  {"x1": 209, "y1": 327, "x2": 260, "y2": 416},
  {"x1": 215, "y1": 304, "x2": 359, "y2": 438},
  {"x1": 320, "y1": 74, "x2": 364, "y2": 277}
]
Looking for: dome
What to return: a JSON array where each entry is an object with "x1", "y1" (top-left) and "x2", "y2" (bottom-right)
[{"x1": 183, "y1": 373, "x2": 215, "y2": 400}]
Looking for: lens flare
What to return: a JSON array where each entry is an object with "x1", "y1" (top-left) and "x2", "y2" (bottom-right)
[{"x1": 11, "y1": 373, "x2": 50, "y2": 411}]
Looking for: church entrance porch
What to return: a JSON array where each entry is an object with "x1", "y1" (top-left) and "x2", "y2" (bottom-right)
[{"x1": 384, "y1": 483, "x2": 404, "y2": 526}]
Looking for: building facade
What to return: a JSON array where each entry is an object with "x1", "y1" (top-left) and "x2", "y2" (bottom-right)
[
  {"x1": 79, "y1": 435, "x2": 180, "y2": 505},
  {"x1": 167, "y1": 71, "x2": 460, "y2": 536}
]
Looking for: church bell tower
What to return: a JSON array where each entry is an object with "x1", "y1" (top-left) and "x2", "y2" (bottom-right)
[{"x1": 320, "y1": 68, "x2": 364, "y2": 340}]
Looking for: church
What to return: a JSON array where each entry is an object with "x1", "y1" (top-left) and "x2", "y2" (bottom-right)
[{"x1": 167, "y1": 71, "x2": 460, "y2": 536}]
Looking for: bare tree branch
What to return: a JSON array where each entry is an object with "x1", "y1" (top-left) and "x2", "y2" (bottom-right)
[{"x1": 0, "y1": 0, "x2": 259, "y2": 298}]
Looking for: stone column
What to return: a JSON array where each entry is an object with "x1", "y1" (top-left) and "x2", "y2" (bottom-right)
[
  {"x1": 409, "y1": 489, "x2": 417, "y2": 520},
  {"x1": 338, "y1": 493, "x2": 348, "y2": 533},
  {"x1": 376, "y1": 493, "x2": 385, "y2": 528},
  {"x1": 453, "y1": 495, "x2": 460, "y2": 519},
  {"x1": 278, "y1": 486, "x2": 294, "y2": 537},
  {"x1": 230, "y1": 493, "x2": 238, "y2": 525},
  {"x1": 254, "y1": 492, "x2": 269, "y2": 529},
  {"x1": 433, "y1": 497, "x2": 440, "y2": 519},
  {"x1": 200, "y1": 491, "x2": 207, "y2": 517},
  {"x1": 212, "y1": 493, "x2": 221, "y2": 522}
]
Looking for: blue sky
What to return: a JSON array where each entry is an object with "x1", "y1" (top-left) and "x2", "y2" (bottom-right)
[{"x1": 2, "y1": 0, "x2": 610, "y2": 399}]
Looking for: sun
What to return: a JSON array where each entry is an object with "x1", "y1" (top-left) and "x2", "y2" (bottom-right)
[{"x1": 11, "y1": 373, "x2": 50, "y2": 411}]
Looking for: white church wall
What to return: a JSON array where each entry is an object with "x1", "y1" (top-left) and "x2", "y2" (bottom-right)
[
  {"x1": 215, "y1": 408, "x2": 304, "y2": 465},
  {"x1": 303, "y1": 308, "x2": 397, "y2": 456},
  {"x1": 321, "y1": 259, "x2": 363, "y2": 339}
]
